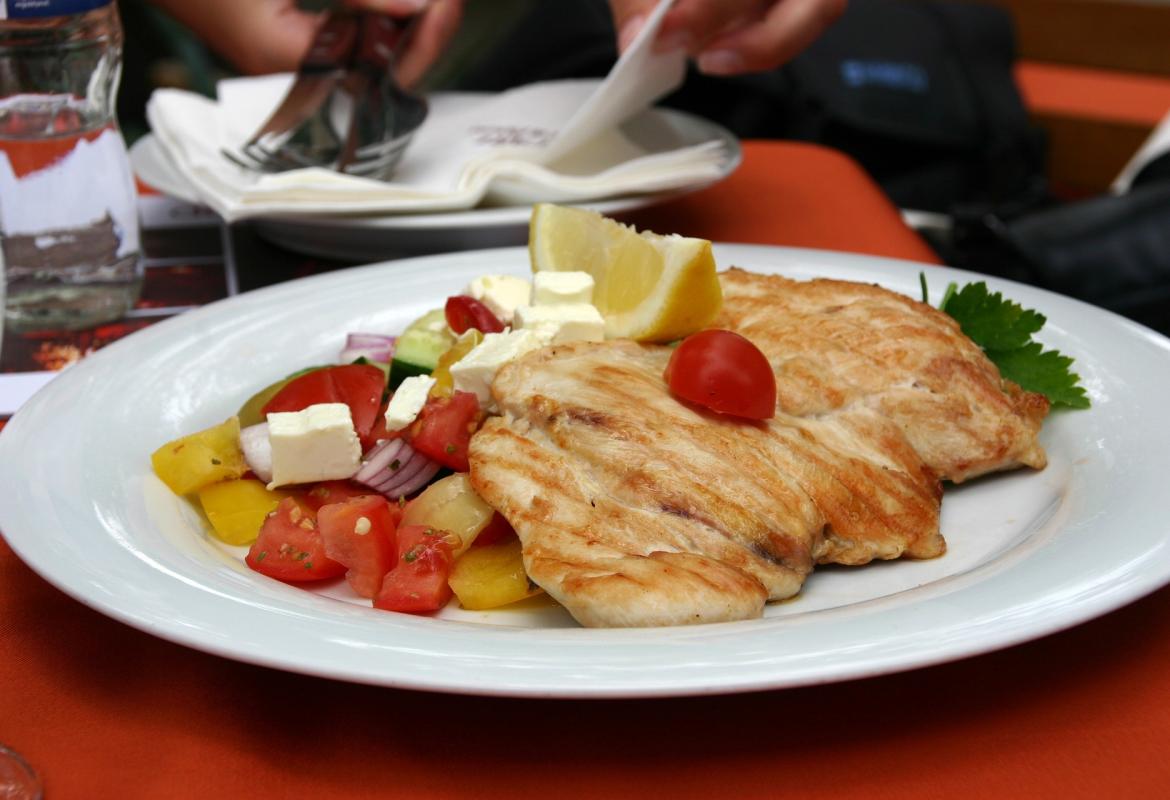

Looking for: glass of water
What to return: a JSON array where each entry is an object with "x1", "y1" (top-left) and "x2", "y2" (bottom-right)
[
  {"x1": 0, "y1": 744, "x2": 41, "y2": 799},
  {"x1": 0, "y1": 2, "x2": 142, "y2": 333}
]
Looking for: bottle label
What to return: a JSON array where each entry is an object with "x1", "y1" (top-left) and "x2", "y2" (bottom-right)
[{"x1": 1, "y1": 0, "x2": 113, "y2": 20}]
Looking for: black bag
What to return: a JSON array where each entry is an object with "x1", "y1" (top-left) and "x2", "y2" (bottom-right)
[
  {"x1": 990, "y1": 178, "x2": 1170, "y2": 334},
  {"x1": 777, "y1": 0, "x2": 1047, "y2": 216}
]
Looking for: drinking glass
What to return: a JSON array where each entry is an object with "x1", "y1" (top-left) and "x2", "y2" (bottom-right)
[{"x1": 0, "y1": 743, "x2": 41, "y2": 799}]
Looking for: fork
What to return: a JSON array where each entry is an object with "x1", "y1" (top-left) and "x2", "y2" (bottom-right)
[
  {"x1": 222, "y1": 11, "x2": 359, "y2": 173},
  {"x1": 222, "y1": 11, "x2": 426, "y2": 178},
  {"x1": 334, "y1": 14, "x2": 428, "y2": 178}
]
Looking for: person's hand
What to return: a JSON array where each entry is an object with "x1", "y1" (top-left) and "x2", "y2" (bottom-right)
[
  {"x1": 151, "y1": 0, "x2": 462, "y2": 88},
  {"x1": 609, "y1": 0, "x2": 846, "y2": 75}
]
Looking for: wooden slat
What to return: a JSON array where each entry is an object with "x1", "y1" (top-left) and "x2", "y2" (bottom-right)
[
  {"x1": 1016, "y1": 61, "x2": 1170, "y2": 126},
  {"x1": 980, "y1": 0, "x2": 1170, "y2": 77}
]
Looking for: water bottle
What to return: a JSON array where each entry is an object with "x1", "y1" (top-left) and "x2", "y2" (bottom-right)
[{"x1": 0, "y1": 0, "x2": 141, "y2": 332}]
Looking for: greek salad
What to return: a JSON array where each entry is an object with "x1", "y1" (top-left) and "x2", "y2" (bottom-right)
[{"x1": 152, "y1": 269, "x2": 628, "y2": 615}]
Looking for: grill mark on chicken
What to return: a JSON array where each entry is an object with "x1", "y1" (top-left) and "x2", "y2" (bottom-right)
[
  {"x1": 564, "y1": 408, "x2": 611, "y2": 427},
  {"x1": 659, "y1": 502, "x2": 695, "y2": 520}
]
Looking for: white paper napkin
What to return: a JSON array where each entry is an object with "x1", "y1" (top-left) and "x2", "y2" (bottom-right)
[{"x1": 145, "y1": 0, "x2": 730, "y2": 221}]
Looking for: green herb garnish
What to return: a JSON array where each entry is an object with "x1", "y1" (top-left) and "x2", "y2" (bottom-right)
[{"x1": 922, "y1": 274, "x2": 1090, "y2": 409}]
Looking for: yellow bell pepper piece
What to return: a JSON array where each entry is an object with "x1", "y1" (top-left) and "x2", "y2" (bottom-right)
[
  {"x1": 151, "y1": 416, "x2": 247, "y2": 495},
  {"x1": 448, "y1": 538, "x2": 542, "y2": 610},
  {"x1": 429, "y1": 330, "x2": 483, "y2": 398},
  {"x1": 198, "y1": 479, "x2": 289, "y2": 546}
]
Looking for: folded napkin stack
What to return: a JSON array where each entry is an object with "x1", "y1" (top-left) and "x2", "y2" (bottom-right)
[{"x1": 145, "y1": 0, "x2": 731, "y2": 221}]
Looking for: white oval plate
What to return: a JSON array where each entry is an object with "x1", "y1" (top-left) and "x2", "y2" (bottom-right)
[
  {"x1": 131, "y1": 107, "x2": 742, "y2": 261},
  {"x1": 2, "y1": 245, "x2": 1168, "y2": 698}
]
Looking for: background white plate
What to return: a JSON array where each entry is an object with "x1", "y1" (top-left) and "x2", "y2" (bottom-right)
[
  {"x1": 2, "y1": 245, "x2": 1169, "y2": 698},
  {"x1": 131, "y1": 107, "x2": 742, "y2": 261}
]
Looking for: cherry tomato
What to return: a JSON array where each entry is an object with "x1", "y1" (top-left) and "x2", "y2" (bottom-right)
[
  {"x1": 260, "y1": 364, "x2": 386, "y2": 450},
  {"x1": 318, "y1": 495, "x2": 403, "y2": 598},
  {"x1": 409, "y1": 391, "x2": 482, "y2": 472},
  {"x1": 663, "y1": 329, "x2": 776, "y2": 420},
  {"x1": 444, "y1": 295, "x2": 505, "y2": 335},
  {"x1": 373, "y1": 524, "x2": 456, "y2": 613},
  {"x1": 245, "y1": 497, "x2": 346, "y2": 583}
]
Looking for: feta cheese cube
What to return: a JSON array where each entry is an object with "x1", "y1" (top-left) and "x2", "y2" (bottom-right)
[
  {"x1": 532, "y1": 271, "x2": 595, "y2": 306},
  {"x1": 450, "y1": 328, "x2": 547, "y2": 410},
  {"x1": 384, "y1": 375, "x2": 436, "y2": 432},
  {"x1": 513, "y1": 303, "x2": 606, "y2": 345},
  {"x1": 266, "y1": 403, "x2": 362, "y2": 489},
  {"x1": 464, "y1": 274, "x2": 532, "y2": 324}
]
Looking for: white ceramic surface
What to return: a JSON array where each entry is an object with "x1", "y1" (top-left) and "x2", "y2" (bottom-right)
[
  {"x1": 131, "y1": 107, "x2": 742, "y2": 261},
  {"x1": 2, "y1": 245, "x2": 1168, "y2": 698}
]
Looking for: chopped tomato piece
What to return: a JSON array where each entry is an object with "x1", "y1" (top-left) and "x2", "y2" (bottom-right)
[
  {"x1": 245, "y1": 497, "x2": 345, "y2": 583},
  {"x1": 471, "y1": 512, "x2": 516, "y2": 548},
  {"x1": 663, "y1": 329, "x2": 777, "y2": 420},
  {"x1": 318, "y1": 495, "x2": 403, "y2": 598},
  {"x1": 409, "y1": 391, "x2": 482, "y2": 472},
  {"x1": 362, "y1": 399, "x2": 398, "y2": 451},
  {"x1": 444, "y1": 295, "x2": 504, "y2": 335},
  {"x1": 301, "y1": 480, "x2": 375, "y2": 512},
  {"x1": 260, "y1": 364, "x2": 386, "y2": 449},
  {"x1": 374, "y1": 524, "x2": 455, "y2": 613}
]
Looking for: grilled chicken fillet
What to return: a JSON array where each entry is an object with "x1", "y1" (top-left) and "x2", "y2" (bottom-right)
[
  {"x1": 469, "y1": 340, "x2": 943, "y2": 627},
  {"x1": 468, "y1": 271, "x2": 1049, "y2": 627}
]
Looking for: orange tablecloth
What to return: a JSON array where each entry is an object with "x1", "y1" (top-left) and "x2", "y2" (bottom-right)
[
  {"x1": 623, "y1": 141, "x2": 941, "y2": 264},
  {"x1": 6, "y1": 141, "x2": 1170, "y2": 798}
]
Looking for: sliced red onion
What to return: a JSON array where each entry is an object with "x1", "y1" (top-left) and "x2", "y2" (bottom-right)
[
  {"x1": 239, "y1": 422, "x2": 273, "y2": 484},
  {"x1": 376, "y1": 446, "x2": 434, "y2": 488},
  {"x1": 340, "y1": 332, "x2": 395, "y2": 364},
  {"x1": 365, "y1": 447, "x2": 432, "y2": 495},
  {"x1": 383, "y1": 457, "x2": 442, "y2": 499},
  {"x1": 354, "y1": 438, "x2": 408, "y2": 485},
  {"x1": 353, "y1": 438, "x2": 442, "y2": 499}
]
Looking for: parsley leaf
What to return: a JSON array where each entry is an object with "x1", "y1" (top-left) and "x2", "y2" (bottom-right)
[
  {"x1": 941, "y1": 282, "x2": 1045, "y2": 351},
  {"x1": 922, "y1": 274, "x2": 1090, "y2": 409},
  {"x1": 991, "y1": 342, "x2": 1090, "y2": 409}
]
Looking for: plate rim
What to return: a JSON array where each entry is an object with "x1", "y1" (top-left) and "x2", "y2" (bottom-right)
[{"x1": 3, "y1": 244, "x2": 1170, "y2": 698}]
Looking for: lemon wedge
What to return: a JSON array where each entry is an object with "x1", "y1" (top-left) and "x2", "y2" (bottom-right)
[{"x1": 528, "y1": 203, "x2": 722, "y2": 342}]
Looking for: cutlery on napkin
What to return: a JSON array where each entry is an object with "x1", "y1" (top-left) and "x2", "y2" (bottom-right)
[{"x1": 144, "y1": 0, "x2": 731, "y2": 221}]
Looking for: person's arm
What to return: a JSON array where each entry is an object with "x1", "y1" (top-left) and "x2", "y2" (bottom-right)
[
  {"x1": 146, "y1": 0, "x2": 463, "y2": 88},
  {"x1": 610, "y1": 0, "x2": 846, "y2": 75}
]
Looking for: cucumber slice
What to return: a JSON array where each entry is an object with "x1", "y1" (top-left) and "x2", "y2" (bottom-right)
[{"x1": 389, "y1": 308, "x2": 455, "y2": 389}]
